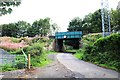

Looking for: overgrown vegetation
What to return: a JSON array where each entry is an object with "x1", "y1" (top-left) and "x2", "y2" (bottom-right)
[
  {"x1": 0, "y1": 36, "x2": 55, "y2": 72},
  {"x1": 74, "y1": 33, "x2": 120, "y2": 72}
]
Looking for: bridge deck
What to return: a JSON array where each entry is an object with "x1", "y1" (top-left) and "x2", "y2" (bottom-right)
[{"x1": 55, "y1": 31, "x2": 82, "y2": 39}]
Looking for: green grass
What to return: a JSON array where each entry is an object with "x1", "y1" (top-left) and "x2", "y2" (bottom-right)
[
  {"x1": 36, "y1": 50, "x2": 58, "y2": 66},
  {"x1": 30, "y1": 50, "x2": 58, "y2": 67},
  {"x1": 73, "y1": 49, "x2": 84, "y2": 59},
  {"x1": 31, "y1": 52, "x2": 52, "y2": 67},
  {"x1": 0, "y1": 64, "x2": 16, "y2": 72},
  {"x1": 74, "y1": 52, "x2": 83, "y2": 59},
  {"x1": 94, "y1": 62, "x2": 118, "y2": 71},
  {"x1": 65, "y1": 49, "x2": 77, "y2": 52}
]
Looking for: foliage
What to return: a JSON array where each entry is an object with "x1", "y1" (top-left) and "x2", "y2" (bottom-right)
[
  {"x1": 15, "y1": 21, "x2": 31, "y2": 37},
  {"x1": 0, "y1": 1, "x2": 21, "y2": 16},
  {"x1": 111, "y1": 9, "x2": 120, "y2": 31},
  {"x1": 76, "y1": 33, "x2": 120, "y2": 72},
  {"x1": 0, "y1": 41, "x2": 27, "y2": 51},
  {"x1": 67, "y1": 9, "x2": 120, "y2": 35},
  {"x1": 31, "y1": 52, "x2": 51, "y2": 67},
  {"x1": 90, "y1": 33, "x2": 120, "y2": 71},
  {"x1": 67, "y1": 9, "x2": 102, "y2": 34},
  {"x1": 10, "y1": 49, "x2": 22, "y2": 54},
  {"x1": 74, "y1": 49, "x2": 84, "y2": 59},
  {"x1": 1, "y1": 23, "x2": 19, "y2": 37},
  {"x1": 50, "y1": 23, "x2": 60, "y2": 35},
  {"x1": 67, "y1": 17, "x2": 83, "y2": 31},
  {"x1": 14, "y1": 55, "x2": 27, "y2": 69},
  {"x1": 23, "y1": 43, "x2": 43, "y2": 57},
  {"x1": 0, "y1": 18, "x2": 58, "y2": 37},
  {"x1": 82, "y1": 13, "x2": 93, "y2": 34},
  {"x1": 1, "y1": 64, "x2": 16, "y2": 72},
  {"x1": 74, "y1": 33, "x2": 102, "y2": 61},
  {"x1": 0, "y1": 36, "x2": 54, "y2": 71},
  {"x1": 32, "y1": 37, "x2": 49, "y2": 43},
  {"x1": 28, "y1": 18, "x2": 51, "y2": 37},
  {"x1": 10, "y1": 37, "x2": 20, "y2": 43},
  {"x1": 1, "y1": 55, "x2": 27, "y2": 72},
  {"x1": 82, "y1": 9, "x2": 102, "y2": 34},
  {"x1": 82, "y1": 33, "x2": 102, "y2": 46},
  {"x1": 19, "y1": 37, "x2": 31, "y2": 44},
  {"x1": 90, "y1": 9, "x2": 102, "y2": 33},
  {"x1": 0, "y1": 21, "x2": 31, "y2": 37}
]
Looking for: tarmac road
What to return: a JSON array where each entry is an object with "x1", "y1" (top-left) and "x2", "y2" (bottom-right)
[{"x1": 57, "y1": 53, "x2": 120, "y2": 78}]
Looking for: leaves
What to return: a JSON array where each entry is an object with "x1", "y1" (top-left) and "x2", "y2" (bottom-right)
[
  {"x1": 30, "y1": 18, "x2": 51, "y2": 37},
  {"x1": 67, "y1": 17, "x2": 83, "y2": 31},
  {"x1": 68, "y1": 9, "x2": 120, "y2": 34},
  {"x1": 1, "y1": 21, "x2": 31, "y2": 37},
  {"x1": 0, "y1": 1, "x2": 21, "y2": 16}
]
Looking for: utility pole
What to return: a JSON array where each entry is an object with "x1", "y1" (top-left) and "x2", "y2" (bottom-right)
[{"x1": 101, "y1": 0, "x2": 111, "y2": 37}]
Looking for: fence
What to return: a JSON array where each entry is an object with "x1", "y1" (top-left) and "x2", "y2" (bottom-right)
[{"x1": 0, "y1": 54, "x2": 27, "y2": 72}]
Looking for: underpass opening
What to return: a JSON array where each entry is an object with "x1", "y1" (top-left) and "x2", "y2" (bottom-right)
[{"x1": 54, "y1": 31, "x2": 82, "y2": 52}]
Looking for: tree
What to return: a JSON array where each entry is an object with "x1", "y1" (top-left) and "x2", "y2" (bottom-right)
[
  {"x1": 82, "y1": 13, "x2": 92, "y2": 34},
  {"x1": 27, "y1": 27, "x2": 37, "y2": 37},
  {"x1": 90, "y1": 9, "x2": 102, "y2": 33},
  {"x1": 82, "y1": 9, "x2": 102, "y2": 34},
  {"x1": 67, "y1": 17, "x2": 83, "y2": 31},
  {"x1": 50, "y1": 23, "x2": 59, "y2": 35},
  {"x1": 1, "y1": 23, "x2": 19, "y2": 37},
  {"x1": 31, "y1": 18, "x2": 51, "y2": 37},
  {"x1": 16, "y1": 21, "x2": 31, "y2": 37},
  {"x1": 111, "y1": 9, "x2": 120, "y2": 31},
  {"x1": 0, "y1": 0, "x2": 21, "y2": 16}
]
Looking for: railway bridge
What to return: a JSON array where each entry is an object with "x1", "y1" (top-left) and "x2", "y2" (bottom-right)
[{"x1": 53, "y1": 31, "x2": 82, "y2": 52}]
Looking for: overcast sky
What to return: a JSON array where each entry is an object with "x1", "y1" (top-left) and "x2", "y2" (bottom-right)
[{"x1": 0, "y1": 0, "x2": 119, "y2": 31}]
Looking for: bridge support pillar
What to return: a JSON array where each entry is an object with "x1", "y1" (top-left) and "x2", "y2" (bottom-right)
[{"x1": 55, "y1": 39, "x2": 64, "y2": 52}]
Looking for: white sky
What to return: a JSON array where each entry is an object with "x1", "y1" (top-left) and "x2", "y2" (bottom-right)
[{"x1": 0, "y1": 0, "x2": 120, "y2": 31}]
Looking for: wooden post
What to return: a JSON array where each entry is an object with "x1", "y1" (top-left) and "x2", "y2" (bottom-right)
[{"x1": 28, "y1": 54, "x2": 30, "y2": 69}]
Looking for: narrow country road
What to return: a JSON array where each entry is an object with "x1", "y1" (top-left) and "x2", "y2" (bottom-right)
[{"x1": 57, "y1": 53, "x2": 120, "y2": 78}]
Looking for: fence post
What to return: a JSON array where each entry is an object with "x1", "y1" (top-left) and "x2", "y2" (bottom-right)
[{"x1": 28, "y1": 54, "x2": 30, "y2": 69}]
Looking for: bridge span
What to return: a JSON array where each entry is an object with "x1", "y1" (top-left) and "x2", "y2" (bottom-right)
[{"x1": 53, "y1": 31, "x2": 82, "y2": 52}]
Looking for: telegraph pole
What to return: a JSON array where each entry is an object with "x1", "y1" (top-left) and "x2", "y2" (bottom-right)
[{"x1": 101, "y1": 0, "x2": 111, "y2": 37}]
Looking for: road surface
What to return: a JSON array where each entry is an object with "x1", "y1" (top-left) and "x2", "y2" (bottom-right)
[{"x1": 57, "y1": 53, "x2": 119, "y2": 78}]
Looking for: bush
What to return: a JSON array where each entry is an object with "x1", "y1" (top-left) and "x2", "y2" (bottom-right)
[
  {"x1": 0, "y1": 36, "x2": 52, "y2": 71},
  {"x1": 23, "y1": 43, "x2": 43, "y2": 57},
  {"x1": 92, "y1": 34, "x2": 120, "y2": 70},
  {"x1": 82, "y1": 33, "x2": 102, "y2": 45},
  {"x1": 10, "y1": 49, "x2": 22, "y2": 54},
  {"x1": 15, "y1": 55, "x2": 26, "y2": 69},
  {"x1": 11, "y1": 37, "x2": 20, "y2": 43},
  {"x1": 32, "y1": 37, "x2": 48, "y2": 43},
  {"x1": 82, "y1": 33, "x2": 120, "y2": 71}
]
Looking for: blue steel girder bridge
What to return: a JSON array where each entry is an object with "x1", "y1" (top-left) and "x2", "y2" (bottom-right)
[{"x1": 54, "y1": 31, "x2": 82, "y2": 52}]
